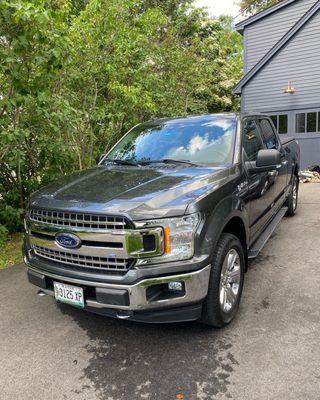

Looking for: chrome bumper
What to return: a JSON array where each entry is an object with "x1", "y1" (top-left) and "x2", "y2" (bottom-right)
[{"x1": 25, "y1": 260, "x2": 211, "y2": 311}]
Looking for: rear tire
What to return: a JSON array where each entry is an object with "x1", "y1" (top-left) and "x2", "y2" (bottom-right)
[
  {"x1": 201, "y1": 233, "x2": 245, "y2": 328},
  {"x1": 285, "y1": 175, "x2": 299, "y2": 216}
]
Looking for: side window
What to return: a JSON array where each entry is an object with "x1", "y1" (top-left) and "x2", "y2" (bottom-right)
[
  {"x1": 242, "y1": 119, "x2": 264, "y2": 161},
  {"x1": 259, "y1": 119, "x2": 279, "y2": 150}
]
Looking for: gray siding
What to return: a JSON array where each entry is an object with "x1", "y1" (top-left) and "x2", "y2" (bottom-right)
[
  {"x1": 297, "y1": 137, "x2": 320, "y2": 169},
  {"x1": 245, "y1": 0, "x2": 316, "y2": 72},
  {"x1": 243, "y1": 9, "x2": 320, "y2": 112}
]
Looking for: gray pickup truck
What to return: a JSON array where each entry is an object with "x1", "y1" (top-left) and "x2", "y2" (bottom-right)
[{"x1": 24, "y1": 113, "x2": 300, "y2": 327}]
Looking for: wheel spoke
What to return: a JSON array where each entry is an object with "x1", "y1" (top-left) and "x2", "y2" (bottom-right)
[
  {"x1": 227, "y1": 252, "x2": 237, "y2": 270},
  {"x1": 226, "y1": 286, "x2": 236, "y2": 304},
  {"x1": 292, "y1": 177, "x2": 298, "y2": 210},
  {"x1": 220, "y1": 287, "x2": 227, "y2": 310},
  {"x1": 228, "y1": 266, "x2": 240, "y2": 283},
  {"x1": 220, "y1": 256, "x2": 228, "y2": 278},
  {"x1": 219, "y1": 248, "x2": 242, "y2": 314}
]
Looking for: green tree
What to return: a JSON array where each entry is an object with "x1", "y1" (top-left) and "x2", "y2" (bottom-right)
[
  {"x1": 239, "y1": 0, "x2": 281, "y2": 15},
  {"x1": 0, "y1": 1, "x2": 75, "y2": 216},
  {"x1": 63, "y1": 0, "x2": 242, "y2": 163},
  {"x1": 0, "y1": 0, "x2": 243, "y2": 236}
]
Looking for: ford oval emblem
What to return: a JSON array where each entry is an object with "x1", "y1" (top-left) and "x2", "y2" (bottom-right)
[{"x1": 55, "y1": 233, "x2": 81, "y2": 249}]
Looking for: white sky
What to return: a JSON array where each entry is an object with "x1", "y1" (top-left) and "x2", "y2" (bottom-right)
[{"x1": 194, "y1": 0, "x2": 240, "y2": 17}]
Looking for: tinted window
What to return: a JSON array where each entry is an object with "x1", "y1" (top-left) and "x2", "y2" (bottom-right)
[
  {"x1": 259, "y1": 119, "x2": 279, "y2": 150},
  {"x1": 107, "y1": 116, "x2": 237, "y2": 166},
  {"x1": 242, "y1": 119, "x2": 264, "y2": 161}
]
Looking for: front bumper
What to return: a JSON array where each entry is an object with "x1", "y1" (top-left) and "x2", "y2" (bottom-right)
[{"x1": 25, "y1": 261, "x2": 211, "y2": 323}]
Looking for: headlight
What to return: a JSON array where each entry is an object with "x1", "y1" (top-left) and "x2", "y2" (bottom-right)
[{"x1": 134, "y1": 213, "x2": 201, "y2": 265}]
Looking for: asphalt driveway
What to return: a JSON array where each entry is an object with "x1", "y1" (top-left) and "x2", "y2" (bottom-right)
[{"x1": 1, "y1": 184, "x2": 319, "y2": 400}]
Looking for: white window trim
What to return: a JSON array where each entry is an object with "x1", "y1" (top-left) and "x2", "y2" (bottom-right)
[
  {"x1": 269, "y1": 113, "x2": 288, "y2": 135},
  {"x1": 295, "y1": 109, "x2": 320, "y2": 135}
]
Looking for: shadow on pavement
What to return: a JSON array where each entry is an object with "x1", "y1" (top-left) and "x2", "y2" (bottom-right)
[{"x1": 58, "y1": 303, "x2": 237, "y2": 400}]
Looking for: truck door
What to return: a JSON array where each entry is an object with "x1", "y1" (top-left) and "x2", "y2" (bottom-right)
[
  {"x1": 242, "y1": 118, "x2": 275, "y2": 241},
  {"x1": 257, "y1": 118, "x2": 288, "y2": 205}
]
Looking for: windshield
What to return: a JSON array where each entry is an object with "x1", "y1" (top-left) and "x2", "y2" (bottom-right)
[{"x1": 107, "y1": 115, "x2": 237, "y2": 166}]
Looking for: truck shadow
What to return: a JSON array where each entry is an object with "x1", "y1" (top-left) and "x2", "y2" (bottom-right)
[{"x1": 58, "y1": 303, "x2": 238, "y2": 400}]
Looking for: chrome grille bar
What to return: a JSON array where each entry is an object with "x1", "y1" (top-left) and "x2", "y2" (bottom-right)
[
  {"x1": 33, "y1": 245, "x2": 133, "y2": 272},
  {"x1": 27, "y1": 208, "x2": 163, "y2": 274},
  {"x1": 29, "y1": 208, "x2": 130, "y2": 230}
]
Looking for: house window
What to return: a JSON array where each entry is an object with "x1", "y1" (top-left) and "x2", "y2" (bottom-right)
[
  {"x1": 279, "y1": 115, "x2": 288, "y2": 135},
  {"x1": 295, "y1": 111, "x2": 320, "y2": 133},
  {"x1": 296, "y1": 113, "x2": 305, "y2": 133},
  {"x1": 307, "y1": 112, "x2": 317, "y2": 132},
  {"x1": 270, "y1": 114, "x2": 288, "y2": 134}
]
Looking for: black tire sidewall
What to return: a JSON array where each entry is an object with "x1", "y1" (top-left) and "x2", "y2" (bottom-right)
[{"x1": 202, "y1": 233, "x2": 245, "y2": 328}]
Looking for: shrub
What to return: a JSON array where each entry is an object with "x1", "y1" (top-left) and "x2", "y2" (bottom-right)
[
  {"x1": 0, "y1": 0, "x2": 242, "y2": 236},
  {"x1": 0, "y1": 225, "x2": 8, "y2": 247},
  {"x1": 0, "y1": 205, "x2": 24, "y2": 233}
]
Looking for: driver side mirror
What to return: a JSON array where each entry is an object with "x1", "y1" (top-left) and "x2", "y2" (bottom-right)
[{"x1": 246, "y1": 149, "x2": 281, "y2": 174}]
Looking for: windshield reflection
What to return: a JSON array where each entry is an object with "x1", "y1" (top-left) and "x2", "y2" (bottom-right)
[{"x1": 107, "y1": 115, "x2": 237, "y2": 166}]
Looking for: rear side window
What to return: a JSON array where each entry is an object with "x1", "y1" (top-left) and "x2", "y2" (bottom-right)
[
  {"x1": 242, "y1": 119, "x2": 264, "y2": 161},
  {"x1": 259, "y1": 119, "x2": 279, "y2": 150}
]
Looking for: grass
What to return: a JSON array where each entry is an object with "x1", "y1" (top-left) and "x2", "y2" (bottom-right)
[{"x1": 0, "y1": 233, "x2": 23, "y2": 270}]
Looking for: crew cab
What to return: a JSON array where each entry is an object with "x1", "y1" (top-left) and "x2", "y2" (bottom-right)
[{"x1": 24, "y1": 113, "x2": 300, "y2": 327}]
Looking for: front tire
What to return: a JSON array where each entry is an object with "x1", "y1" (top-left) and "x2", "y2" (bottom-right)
[
  {"x1": 285, "y1": 174, "x2": 299, "y2": 216},
  {"x1": 201, "y1": 233, "x2": 245, "y2": 328}
]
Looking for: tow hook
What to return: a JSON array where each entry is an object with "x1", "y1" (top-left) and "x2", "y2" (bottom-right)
[{"x1": 117, "y1": 310, "x2": 134, "y2": 319}]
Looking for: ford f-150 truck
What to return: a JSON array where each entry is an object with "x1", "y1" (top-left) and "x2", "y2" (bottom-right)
[{"x1": 24, "y1": 113, "x2": 300, "y2": 327}]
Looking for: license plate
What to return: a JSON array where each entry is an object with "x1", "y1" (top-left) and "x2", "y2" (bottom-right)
[{"x1": 54, "y1": 282, "x2": 84, "y2": 308}]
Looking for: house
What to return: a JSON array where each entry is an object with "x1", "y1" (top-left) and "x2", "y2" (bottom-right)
[{"x1": 234, "y1": 0, "x2": 320, "y2": 169}]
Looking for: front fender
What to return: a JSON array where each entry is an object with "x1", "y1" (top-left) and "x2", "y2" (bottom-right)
[{"x1": 195, "y1": 195, "x2": 250, "y2": 262}]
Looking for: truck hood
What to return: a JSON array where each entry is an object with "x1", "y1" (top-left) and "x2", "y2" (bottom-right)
[{"x1": 30, "y1": 165, "x2": 229, "y2": 220}]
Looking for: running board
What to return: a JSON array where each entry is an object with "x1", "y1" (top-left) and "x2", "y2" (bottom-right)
[{"x1": 248, "y1": 207, "x2": 288, "y2": 259}]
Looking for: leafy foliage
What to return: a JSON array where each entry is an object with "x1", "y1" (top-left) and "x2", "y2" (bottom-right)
[
  {"x1": 0, "y1": 233, "x2": 23, "y2": 268},
  {"x1": 0, "y1": 0, "x2": 243, "y2": 231},
  {"x1": 239, "y1": 0, "x2": 281, "y2": 15},
  {"x1": 0, "y1": 225, "x2": 8, "y2": 247},
  {"x1": 0, "y1": 0, "x2": 76, "y2": 214}
]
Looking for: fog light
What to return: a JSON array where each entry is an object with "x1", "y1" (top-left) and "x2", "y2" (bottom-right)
[{"x1": 168, "y1": 281, "x2": 183, "y2": 291}]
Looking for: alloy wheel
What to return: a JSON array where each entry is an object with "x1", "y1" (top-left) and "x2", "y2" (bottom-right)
[
  {"x1": 219, "y1": 249, "x2": 241, "y2": 313},
  {"x1": 292, "y1": 177, "x2": 298, "y2": 211}
]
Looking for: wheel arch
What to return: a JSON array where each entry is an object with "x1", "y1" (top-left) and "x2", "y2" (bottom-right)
[
  {"x1": 222, "y1": 216, "x2": 248, "y2": 271},
  {"x1": 197, "y1": 196, "x2": 249, "y2": 270}
]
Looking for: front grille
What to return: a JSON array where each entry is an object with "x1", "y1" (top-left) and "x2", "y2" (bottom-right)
[
  {"x1": 29, "y1": 208, "x2": 131, "y2": 230},
  {"x1": 32, "y1": 245, "x2": 133, "y2": 273}
]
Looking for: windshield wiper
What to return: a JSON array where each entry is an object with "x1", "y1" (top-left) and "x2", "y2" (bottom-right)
[
  {"x1": 105, "y1": 158, "x2": 140, "y2": 166},
  {"x1": 105, "y1": 158, "x2": 200, "y2": 167},
  {"x1": 140, "y1": 158, "x2": 199, "y2": 167}
]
